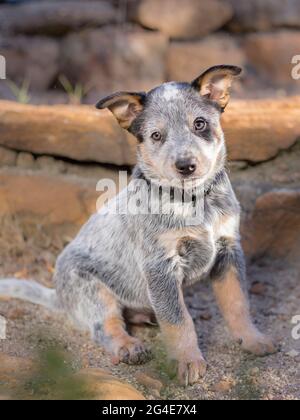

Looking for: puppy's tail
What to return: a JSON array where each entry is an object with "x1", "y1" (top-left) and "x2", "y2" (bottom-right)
[{"x1": 0, "y1": 279, "x2": 60, "y2": 311}]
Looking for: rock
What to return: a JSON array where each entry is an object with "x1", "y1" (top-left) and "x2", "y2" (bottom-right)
[
  {"x1": 0, "y1": 1, "x2": 117, "y2": 36},
  {"x1": 234, "y1": 184, "x2": 258, "y2": 219},
  {"x1": 29, "y1": 91, "x2": 69, "y2": 106},
  {"x1": 63, "y1": 162, "x2": 120, "y2": 181},
  {"x1": 223, "y1": 97, "x2": 300, "y2": 162},
  {"x1": 36, "y1": 155, "x2": 121, "y2": 181},
  {"x1": 16, "y1": 152, "x2": 35, "y2": 169},
  {"x1": 227, "y1": 0, "x2": 300, "y2": 32},
  {"x1": 244, "y1": 31, "x2": 300, "y2": 86},
  {"x1": 0, "y1": 168, "x2": 98, "y2": 226},
  {"x1": 271, "y1": 174, "x2": 293, "y2": 184},
  {"x1": 135, "y1": 0, "x2": 233, "y2": 39},
  {"x1": 213, "y1": 378, "x2": 234, "y2": 393},
  {"x1": 167, "y1": 33, "x2": 246, "y2": 82},
  {"x1": 0, "y1": 146, "x2": 17, "y2": 166},
  {"x1": 244, "y1": 190, "x2": 300, "y2": 261},
  {"x1": 35, "y1": 156, "x2": 67, "y2": 175},
  {"x1": 35, "y1": 156, "x2": 122, "y2": 180},
  {"x1": 0, "y1": 354, "x2": 144, "y2": 400},
  {"x1": 286, "y1": 350, "x2": 300, "y2": 358},
  {"x1": 0, "y1": 353, "x2": 33, "y2": 389},
  {"x1": 0, "y1": 100, "x2": 137, "y2": 166},
  {"x1": 0, "y1": 166, "x2": 122, "y2": 228},
  {"x1": 60, "y1": 27, "x2": 168, "y2": 99},
  {"x1": 250, "y1": 367, "x2": 260, "y2": 376},
  {"x1": 229, "y1": 161, "x2": 248, "y2": 171},
  {"x1": 135, "y1": 372, "x2": 163, "y2": 398},
  {"x1": 0, "y1": 353, "x2": 33, "y2": 373},
  {"x1": 75, "y1": 368, "x2": 145, "y2": 400},
  {"x1": 0, "y1": 35, "x2": 59, "y2": 90},
  {"x1": 231, "y1": 139, "x2": 300, "y2": 201}
]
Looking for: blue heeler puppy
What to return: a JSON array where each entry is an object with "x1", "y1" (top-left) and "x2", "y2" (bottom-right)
[{"x1": 0, "y1": 66, "x2": 276, "y2": 386}]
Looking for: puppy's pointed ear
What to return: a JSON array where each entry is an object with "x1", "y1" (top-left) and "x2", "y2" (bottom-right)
[
  {"x1": 191, "y1": 65, "x2": 242, "y2": 111},
  {"x1": 96, "y1": 92, "x2": 146, "y2": 129}
]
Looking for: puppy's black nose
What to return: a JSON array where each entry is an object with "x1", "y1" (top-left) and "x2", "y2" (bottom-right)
[{"x1": 175, "y1": 158, "x2": 197, "y2": 176}]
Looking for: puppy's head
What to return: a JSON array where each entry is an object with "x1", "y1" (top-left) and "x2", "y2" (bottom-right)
[{"x1": 97, "y1": 65, "x2": 241, "y2": 188}]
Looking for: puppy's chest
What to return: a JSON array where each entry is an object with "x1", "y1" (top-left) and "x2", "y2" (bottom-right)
[
  {"x1": 159, "y1": 226, "x2": 215, "y2": 281},
  {"x1": 158, "y1": 215, "x2": 236, "y2": 284}
]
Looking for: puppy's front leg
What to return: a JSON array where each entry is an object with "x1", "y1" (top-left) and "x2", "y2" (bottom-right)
[
  {"x1": 146, "y1": 259, "x2": 207, "y2": 386},
  {"x1": 211, "y1": 239, "x2": 277, "y2": 356}
]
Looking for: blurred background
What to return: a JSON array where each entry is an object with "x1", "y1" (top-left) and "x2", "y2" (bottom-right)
[
  {"x1": 0, "y1": 0, "x2": 300, "y2": 104},
  {"x1": 0, "y1": 0, "x2": 300, "y2": 401}
]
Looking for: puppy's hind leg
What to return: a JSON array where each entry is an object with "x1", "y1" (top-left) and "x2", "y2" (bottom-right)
[{"x1": 86, "y1": 283, "x2": 152, "y2": 365}]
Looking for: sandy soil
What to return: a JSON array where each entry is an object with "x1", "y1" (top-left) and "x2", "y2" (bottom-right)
[{"x1": 0, "y1": 218, "x2": 299, "y2": 400}]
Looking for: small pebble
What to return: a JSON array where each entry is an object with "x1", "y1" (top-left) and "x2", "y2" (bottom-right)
[
  {"x1": 135, "y1": 371, "x2": 163, "y2": 397},
  {"x1": 250, "y1": 367, "x2": 260, "y2": 376},
  {"x1": 212, "y1": 378, "x2": 234, "y2": 393}
]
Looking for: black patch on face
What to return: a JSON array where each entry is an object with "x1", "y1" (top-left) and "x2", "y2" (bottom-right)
[
  {"x1": 210, "y1": 237, "x2": 246, "y2": 283},
  {"x1": 129, "y1": 116, "x2": 145, "y2": 142},
  {"x1": 192, "y1": 117, "x2": 213, "y2": 142},
  {"x1": 128, "y1": 93, "x2": 152, "y2": 142}
]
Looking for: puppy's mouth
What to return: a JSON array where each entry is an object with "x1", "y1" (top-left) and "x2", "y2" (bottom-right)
[
  {"x1": 175, "y1": 168, "x2": 213, "y2": 190},
  {"x1": 177, "y1": 172, "x2": 199, "y2": 180},
  {"x1": 176, "y1": 167, "x2": 210, "y2": 182}
]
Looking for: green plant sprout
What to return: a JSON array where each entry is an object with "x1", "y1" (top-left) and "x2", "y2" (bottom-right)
[
  {"x1": 59, "y1": 75, "x2": 89, "y2": 105},
  {"x1": 7, "y1": 79, "x2": 31, "y2": 104}
]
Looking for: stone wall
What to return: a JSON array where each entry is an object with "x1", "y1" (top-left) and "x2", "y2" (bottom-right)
[
  {"x1": 0, "y1": 98, "x2": 299, "y2": 265},
  {"x1": 0, "y1": 0, "x2": 300, "y2": 105}
]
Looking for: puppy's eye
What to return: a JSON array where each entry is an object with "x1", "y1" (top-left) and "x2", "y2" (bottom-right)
[
  {"x1": 194, "y1": 118, "x2": 207, "y2": 132},
  {"x1": 151, "y1": 131, "x2": 162, "y2": 141}
]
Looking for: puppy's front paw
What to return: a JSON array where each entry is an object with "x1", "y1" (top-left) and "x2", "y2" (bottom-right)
[
  {"x1": 173, "y1": 355, "x2": 207, "y2": 386},
  {"x1": 116, "y1": 337, "x2": 152, "y2": 365},
  {"x1": 240, "y1": 333, "x2": 277, "y2": 356}
]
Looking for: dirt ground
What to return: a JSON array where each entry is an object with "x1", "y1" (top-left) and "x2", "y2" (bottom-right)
[{"x1": 0, "y1": 217, "x2": 299, "y2": 400}]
